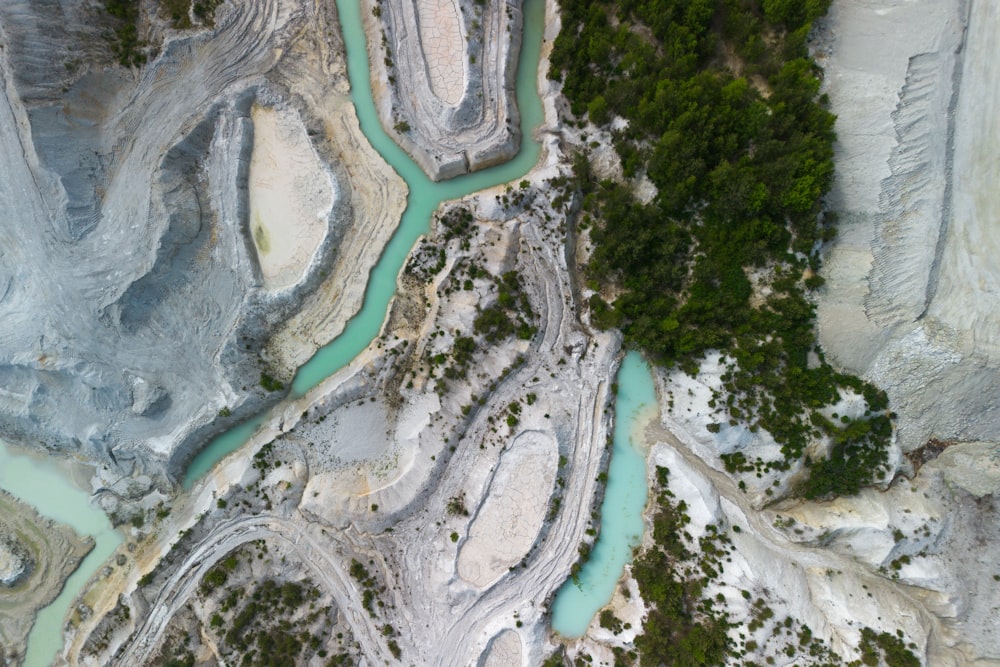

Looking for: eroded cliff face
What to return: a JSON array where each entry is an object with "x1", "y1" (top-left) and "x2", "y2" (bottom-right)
[
  {"x1": 816, "y1": 0, "x2": 1000, "y2": 453},
  {"x1": 0, "y1": 0, "x2": 404, "y2": 493},
  {"x1": 366, "y1": 0, "x2": 523, "y2": 180},
  {"x1": 808, "y1": 1, "x2": 1000, "y2": 661}
]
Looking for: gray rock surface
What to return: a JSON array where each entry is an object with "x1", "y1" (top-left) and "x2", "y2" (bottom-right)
[
  {"x1": 0, "y1": 0, "x2": 391, "y2": 483},
  {"x1": 367, "y1": 0, "x2": 522, "y2": 180},
  {"x1": 816, "y1": 0, "x2": 1000, "y2": 451}
]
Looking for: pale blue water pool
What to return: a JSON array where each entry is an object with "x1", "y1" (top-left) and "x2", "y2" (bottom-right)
[{"x1": 550, "y1": 351, "x2": 657, "y2": 637}]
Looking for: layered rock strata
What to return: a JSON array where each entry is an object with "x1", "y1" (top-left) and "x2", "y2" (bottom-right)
[
  {"x1": 0, "y1": 0, "x2": 404, "y2": 488},
  {"x1": 365, "y1": 0, "x2": 523, "y2": 180},
  {"x1": 815, "y1": 0, "x2": 1000, "y2": 451}
]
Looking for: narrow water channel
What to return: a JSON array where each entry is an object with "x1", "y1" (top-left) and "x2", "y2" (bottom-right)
[
  {"x1": 2, "y1": 0, "x2": 545, "y2": 664},
  {"x1": 183, "y1": 0, "x2": 547, "y2": 486},
  {"x1": 550, "y1": 351, "x2": 657, "y2": 638}
]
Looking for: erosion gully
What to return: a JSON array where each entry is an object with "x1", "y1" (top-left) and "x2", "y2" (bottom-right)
[{"x1": 3, "y1": 0, "x2": 656, "y2": 661}]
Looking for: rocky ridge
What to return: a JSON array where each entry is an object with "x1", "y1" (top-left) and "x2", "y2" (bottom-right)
[
  {"x1": 366, "y1": 0, "x2": 523, "y2": 180},
  {"x1": 0, "y1": 0, "x2": 404, "y2": 499}
]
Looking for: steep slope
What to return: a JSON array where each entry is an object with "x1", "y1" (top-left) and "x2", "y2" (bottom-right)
[{"x1": 0, "y1": 0, "x2": 405, "y2": 498}]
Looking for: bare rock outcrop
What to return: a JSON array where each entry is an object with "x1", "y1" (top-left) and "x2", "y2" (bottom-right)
[
  {"x1": 815, "y1": 0, "x2": 1000, "y2": 452},
  {"x1": 0, "y1": 490, "x2": 94, "y2": 666},
  {"x1": 365, "y1": 0, "x2": 523, "y2": 180},
  {"x1": 0, "y1": 0, "x2": 404, "y2": 485}
]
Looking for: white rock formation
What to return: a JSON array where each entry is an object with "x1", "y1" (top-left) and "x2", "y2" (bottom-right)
[
  {"x1": 365, "y1": 0, "x2": 523, "y2": 179},
  {"x1": 816, "y1": 0, "x2": 1000, "y2": 451}
]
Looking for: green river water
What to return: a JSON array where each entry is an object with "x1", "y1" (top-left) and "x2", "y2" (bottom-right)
[
  {"x1": 551, "y1": 351, "x2": 657, "y2": 637},
  {"x1": 182, "y1": 0, "x2": 546, "y2": 486},
  {"x1": 2, "y1": 0, "x2": 656, "y2": 661}
]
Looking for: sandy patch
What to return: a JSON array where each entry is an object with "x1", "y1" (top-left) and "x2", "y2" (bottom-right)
[
  {"x1": 364, "y1": 0, "x2": 520, "y2": 179},
  {"x1": 263, "y1": 98, "x2": 407, "y2": 373},
  {"x1": 248, "y1": 104, "x2": 335, "y2": 291},
  {"x1": 814, "y1": 0, "x2": 964, "y2": 370},
  {"x1": 417, "y1": 0, "x2": 465, "y2": 105},
  {"x1": 457, "y1": 430, "x2": 557, "y2": 588},
  {"x1": 297, "y1": 396, "x2": 428, "y2": 521},
  {"x1": 482, "y1": 629, "x2": 523, "y2": 667}
]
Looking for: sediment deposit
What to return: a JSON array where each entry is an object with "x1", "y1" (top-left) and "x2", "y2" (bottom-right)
[
  {"x1": 366, "y1": 0, "x2": 523, "y2": 179},
  {"x1": 0, "y1": 490, "x2": 93, "y2": 666}
]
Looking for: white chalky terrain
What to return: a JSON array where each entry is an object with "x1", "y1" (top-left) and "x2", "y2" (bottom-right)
[
  {"x1": 366, "y1": 0, "x2": 523, "y2": 179},
  {"x1": 0, "y1": 0, "x2": 997, "y2": 665}
]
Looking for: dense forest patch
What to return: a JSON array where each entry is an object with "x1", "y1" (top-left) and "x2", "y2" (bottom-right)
[{"x1": 551, "y1": 0, "x2": 893, "y2": 499}]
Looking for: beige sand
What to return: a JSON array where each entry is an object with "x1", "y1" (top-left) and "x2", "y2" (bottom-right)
[
  {"x1": 248, "y1": 104, "x2": 335, "y2": 292},
  {"x1": 457, "y1": 430, "x2": 558, "y2": 587}
]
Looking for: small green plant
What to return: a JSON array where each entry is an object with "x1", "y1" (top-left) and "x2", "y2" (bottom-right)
[
  {"x1": 600, "y1": 609, "x2": 624, "y2": 634},
  {"x1": 259, "y1": 372, "x2": 284, "y2": 392},
  {"x1": 102, "y1": 0, "x2": 147, "y2": 67},
  {"x1": 387, "y1": 640, "x2": 402, "y2": 660}
]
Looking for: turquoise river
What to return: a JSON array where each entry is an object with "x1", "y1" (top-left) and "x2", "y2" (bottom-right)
[
  {"x1": 1, "y1": 0, "x2": 657, "y2": 661},
  {"x1": 551, "y1": 351, "x2": 657, "y2": 637}
]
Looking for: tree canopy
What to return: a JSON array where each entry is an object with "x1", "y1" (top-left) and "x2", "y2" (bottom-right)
[{"x1": 551, "y1": 0, "x2": 892, "y2": 501}]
